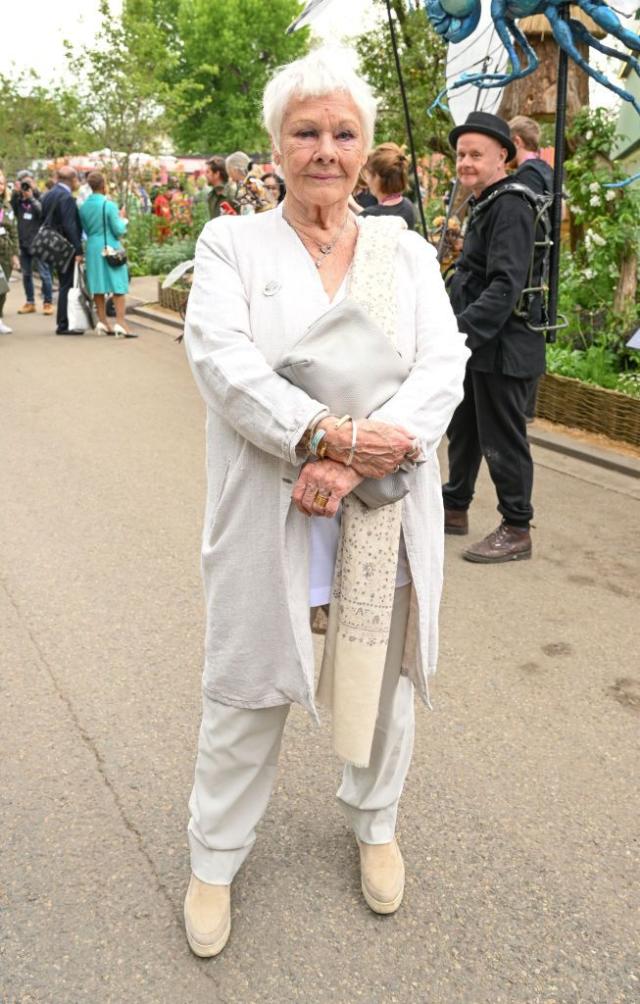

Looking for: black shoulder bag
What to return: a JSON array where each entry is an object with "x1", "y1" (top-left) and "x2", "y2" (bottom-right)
[
  {"x1": 102, "y1": 203, "x2": 128, "y2": 268},
  {"x1": 30, "y1": 192, "x2": 75, "y2": 273}
]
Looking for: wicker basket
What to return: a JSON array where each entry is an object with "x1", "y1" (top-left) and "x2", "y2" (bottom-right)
[
  {"x1": 158, "y1": 281, "x2": 190, "y2": 314},
  {"x1": 536, "y1": 373, "x2": 640, "y2": 447}
]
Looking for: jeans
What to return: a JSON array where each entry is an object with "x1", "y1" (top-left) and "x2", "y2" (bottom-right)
[{"x1": 19, "y1": 248, "x2": 53, "y2": 304}]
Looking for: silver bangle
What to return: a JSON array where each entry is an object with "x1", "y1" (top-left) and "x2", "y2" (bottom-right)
[{"x1": 345, "y1": 419, "x2": 357, "y2": 467}]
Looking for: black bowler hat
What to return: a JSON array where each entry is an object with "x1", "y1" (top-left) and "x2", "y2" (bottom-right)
[{"x1": 449, "y1": 111, "x2": 516, "y2": 162}]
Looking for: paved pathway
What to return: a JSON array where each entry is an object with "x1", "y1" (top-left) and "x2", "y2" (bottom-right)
[{"x1": 1, "y1": 284, "x2": 638, "y2": 1004}]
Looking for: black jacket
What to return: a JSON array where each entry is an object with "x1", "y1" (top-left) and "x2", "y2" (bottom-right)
[
  {"x1": 362, "y1": 197, "x2": 416, "y2": 231},
  {"x1": 514, "y1": 158, "x2": 553, "y2": 196},
  {"x1": 11, "y1": 189, "x2": 44, "y2": 249},
  {"x1": 41, "y1": 184, "x2": 82, "y2": 254},
  {"x1": 447, "y1": 177, "x2": 546, "y2": 379}
]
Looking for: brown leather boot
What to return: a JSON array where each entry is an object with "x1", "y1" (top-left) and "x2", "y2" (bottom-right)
[
  {"x1": 463, "y1": 522, "x2": 532, "y2": 563},
  {"x1": 444, "y1": 508, "x2": 469, "y2": 536}
]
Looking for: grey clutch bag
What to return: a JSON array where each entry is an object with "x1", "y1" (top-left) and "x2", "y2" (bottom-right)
[{"x1": 276, "y1": 298, "x2": 414, "y2": 509}]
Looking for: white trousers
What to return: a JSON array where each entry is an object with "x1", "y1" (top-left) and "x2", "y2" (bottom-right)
[{"x1": 188, "y1": 585, "x2": 415, "y2": 885}]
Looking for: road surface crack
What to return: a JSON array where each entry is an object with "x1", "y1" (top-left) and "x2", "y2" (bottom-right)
[{"x1": 1, "y1": 574, "x2": 228, "y2": 995}]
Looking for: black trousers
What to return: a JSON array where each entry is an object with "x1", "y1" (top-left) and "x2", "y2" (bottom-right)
[
  {"x1": 442, "y1": 369, "x2": 536, "y2": 528},
  {"x1": 56, "y1": 260, "x2": 76, "y2": 332}
]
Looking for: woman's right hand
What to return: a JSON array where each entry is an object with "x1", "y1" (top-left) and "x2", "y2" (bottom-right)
[{"x1": 322, "y1": 418, "x2": 415, "y2": 479}]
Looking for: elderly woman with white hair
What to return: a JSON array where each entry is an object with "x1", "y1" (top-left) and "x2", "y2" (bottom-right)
[{"x1": 183, "y1": 47, "x2": 469, "y2": 957}]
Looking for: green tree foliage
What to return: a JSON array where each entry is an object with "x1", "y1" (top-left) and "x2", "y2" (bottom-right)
[
  {"x1": 354, "y1": 0, "x2": 450, "y2": 157},
  {"x1": 66, "y1": 0, "x2": 170, "y2": 202},
  {"x1": 154, "y1": 0, "x2": 310, "y2": 153},
  {"x1": 0, "y1": 73, "x2": 90, "y2": 175}
]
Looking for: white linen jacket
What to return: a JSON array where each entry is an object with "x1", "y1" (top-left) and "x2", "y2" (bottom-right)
[{"x1": 184, "y1": 206, "x2": 469, "y2": 714}]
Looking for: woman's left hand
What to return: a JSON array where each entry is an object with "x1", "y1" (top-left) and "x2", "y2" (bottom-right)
[{"x1": 292, "y1": 459, "x2": 363, "y2": 519}]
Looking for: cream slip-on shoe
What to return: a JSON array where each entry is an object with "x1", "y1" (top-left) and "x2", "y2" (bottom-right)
[
  {"x1": 184, "y1": 874, "x2": 231, "y2": 957},
  {"x1": 357, "y1": 837, "x2": 405, "y2": 915}
]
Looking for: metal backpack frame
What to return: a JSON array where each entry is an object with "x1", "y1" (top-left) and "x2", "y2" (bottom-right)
[{"x1": 467, "y1": 181, "x2": 567, "y2": 338}]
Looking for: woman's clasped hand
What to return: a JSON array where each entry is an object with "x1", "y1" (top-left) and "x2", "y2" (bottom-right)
[
  {"x1": 292, "y1": 458, "x2": 362, "y2": 518},
  {"x1": 292, "y1": 417, "x2": 419, "y2": 517}
]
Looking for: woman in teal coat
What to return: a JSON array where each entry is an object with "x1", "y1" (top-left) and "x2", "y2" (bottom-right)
[{"x1": 79, "y1": 171, "x2": 136, "y2": 338}]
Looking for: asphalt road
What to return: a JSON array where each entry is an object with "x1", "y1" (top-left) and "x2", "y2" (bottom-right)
[{"x1": 1, "y1": 287, "x2": 639, "y2": 1004}]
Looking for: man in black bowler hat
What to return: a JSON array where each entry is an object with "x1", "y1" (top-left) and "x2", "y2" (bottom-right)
[{"x1": 442, "y1": 111, "x2": 546, "y2": 562}]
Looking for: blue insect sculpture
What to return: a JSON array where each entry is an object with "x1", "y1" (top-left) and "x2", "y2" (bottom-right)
[{"x1": 424, "y1": 0, "x2": 640, "y2": 116}]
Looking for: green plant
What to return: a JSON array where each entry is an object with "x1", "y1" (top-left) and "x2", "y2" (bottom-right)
[
  {"x1": 549, "y1": 108, "x2": 640, "y2": 398},
  {"x1": 546, "y1": 337, "x2": 640, "y2": 399},
  {"x1": 143, "y1": 237, "x2": 198, "y2": 276},
  {"x1": 561, "y1": 108, "x2": 639, "y2": 321},
  {"x1": 125, "y1": 203, "x2": 208, "y2": 276},
  {"x1": 547, "y1": 340, "x2": 619, "y2": 388}
]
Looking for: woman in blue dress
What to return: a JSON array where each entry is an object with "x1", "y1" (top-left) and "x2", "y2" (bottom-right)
[{"x1": 79, "y1": 171, "x2": 136, "y2": 338}]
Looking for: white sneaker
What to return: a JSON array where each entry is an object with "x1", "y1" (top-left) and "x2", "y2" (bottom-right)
[{"x1": 0, "y1": 321, "x2": 12, "y2": 334}]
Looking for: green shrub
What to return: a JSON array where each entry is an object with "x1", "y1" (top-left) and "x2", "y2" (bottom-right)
[
  {"x1": 546, "y1": 337, "x2": 640, "y2": 398},
  {"x1": 560, "y1": 108, "x2": 639, "y2": 330},
  {"x1": 125, "y1": 204, "x2": 208, "y2": 276}
]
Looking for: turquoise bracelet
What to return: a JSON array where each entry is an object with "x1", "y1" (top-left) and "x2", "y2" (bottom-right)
[{"x1": 309, "y1": 428, "x2": 327, "y2": 456}]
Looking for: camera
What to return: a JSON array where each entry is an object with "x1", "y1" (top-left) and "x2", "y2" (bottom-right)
[{"x1": 20, "y1": 180, "x2": 32, "y2": 192}]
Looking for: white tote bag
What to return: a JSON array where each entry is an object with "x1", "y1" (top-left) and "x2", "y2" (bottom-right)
[{"x1": 67, "y1": 263, "x2": 91, "y2": 332}]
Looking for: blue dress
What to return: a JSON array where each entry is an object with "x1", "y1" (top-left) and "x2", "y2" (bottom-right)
[{"x1": 79, "y1": 193, "x2": 129, "y2": 295}]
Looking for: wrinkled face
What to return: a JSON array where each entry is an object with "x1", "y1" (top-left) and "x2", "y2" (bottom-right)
[
  {"x1": 275, "y1": 92, "x2": 367, "y2": 208},
  {"x1": 456, "y1": 132, "x2": 508, "y2": 194}
]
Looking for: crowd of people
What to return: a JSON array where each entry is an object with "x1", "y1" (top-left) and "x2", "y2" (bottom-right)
[
  {"x1": 0, "y1": 141, "x2": 428, "y2": 338},
  {"x1": 0, "y1": 107, "x2": 552, "y2": 342}
]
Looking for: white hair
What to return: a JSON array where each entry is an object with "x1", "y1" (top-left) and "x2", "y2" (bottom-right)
[
  {"x1": 263, "y1": 46, "x2": 377, "y2": 153},
  {"x1": 225, "y1": 151, "x2": 250, "y2": 175}
]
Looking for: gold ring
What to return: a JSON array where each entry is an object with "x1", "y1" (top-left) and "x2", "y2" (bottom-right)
[{"x1": 314, "y1": 492, "x2": 330, "y2": 508}]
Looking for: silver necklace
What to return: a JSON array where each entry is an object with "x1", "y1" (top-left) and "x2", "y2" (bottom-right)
[{"x1": 284, "y1": 210, "x2": 352, "y2": 268}]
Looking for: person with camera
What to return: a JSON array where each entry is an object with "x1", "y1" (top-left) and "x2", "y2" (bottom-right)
[
  {"x1": 78, "y1": 171, "x2": 135, "y2": 338},
  {"x1": 11, "y1": 172, "x2": 54, "y2": 316}
]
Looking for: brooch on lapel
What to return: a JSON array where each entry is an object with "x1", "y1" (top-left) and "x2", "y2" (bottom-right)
[{"x1": 262, "y1": 280, "x2": 281, "y2": 297}]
